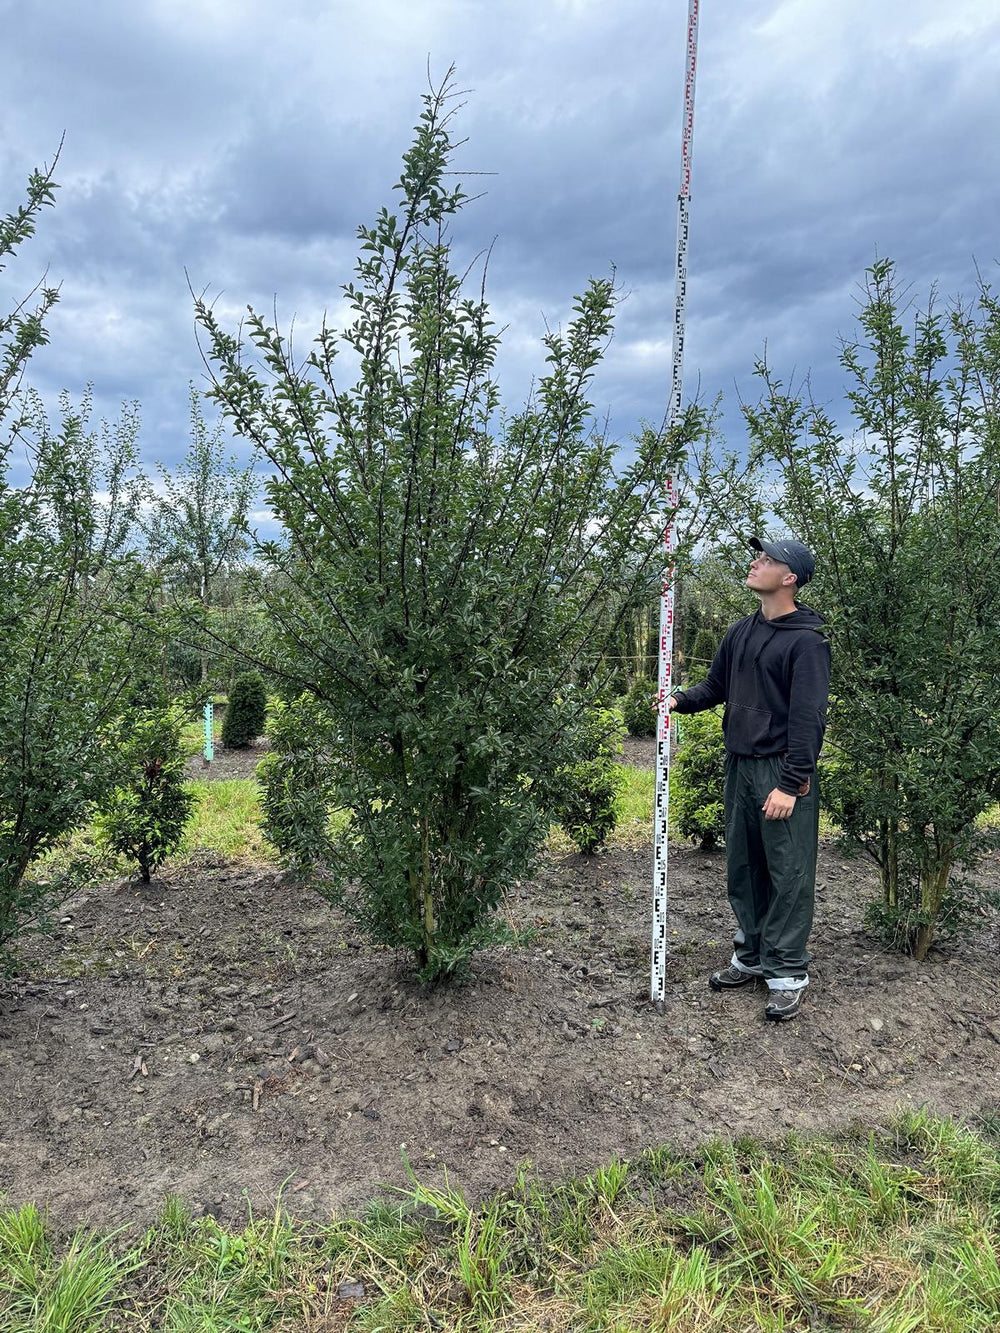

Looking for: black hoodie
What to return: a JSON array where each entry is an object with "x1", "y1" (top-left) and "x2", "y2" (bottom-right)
[{"x1": 671, "y1": 604, "x2": 831, "y2": 796}]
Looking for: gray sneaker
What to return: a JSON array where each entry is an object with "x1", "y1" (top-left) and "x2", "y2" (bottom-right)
[
  {"x1": 764, "y1": 988, "x2": 806, "y2": 1021},
  {"x1": 709, "y1": 963, "x2": 760, "y2": 991}
]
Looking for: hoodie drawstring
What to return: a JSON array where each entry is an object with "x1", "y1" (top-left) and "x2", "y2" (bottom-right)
[
  {"x1": 736, "y1": 611, "x2": 761, "y2": 672},
  {"x1": 751, "y1": 628, "x2": 779, "y2": 674}
]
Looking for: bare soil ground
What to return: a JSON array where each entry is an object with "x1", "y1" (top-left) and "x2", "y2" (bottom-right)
[
  {"x1": 618, "y1": 735, "x2": 656, "y2": 769},
  {"x1": 3, "y1": 767, "x2": 1000, "y2": 1233},
  {"x1": 185, "y1": 738, "x2": 270, "y2": 782}
]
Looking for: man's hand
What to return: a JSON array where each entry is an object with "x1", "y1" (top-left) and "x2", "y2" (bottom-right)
[{"x1": 762, "y1": 788, "x2": 796, "y2": 820}]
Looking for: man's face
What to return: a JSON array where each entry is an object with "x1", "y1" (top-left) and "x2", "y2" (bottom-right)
[{"x1": 747, "y1": 551, "x2": 796, "y2": 594}]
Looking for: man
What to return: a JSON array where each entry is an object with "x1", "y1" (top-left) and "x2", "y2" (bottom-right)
[{"x1": 667, "y1": 537, "x2": 831, "y2": 1021}]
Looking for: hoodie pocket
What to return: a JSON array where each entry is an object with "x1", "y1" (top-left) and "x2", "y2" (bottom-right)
[{"x1": 724, "y1": 702, "x2": 773, "y2": 754}]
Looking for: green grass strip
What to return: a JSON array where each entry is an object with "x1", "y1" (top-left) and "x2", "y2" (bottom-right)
[
  {"x1": 179, "y1": 779, "x2": 274, "y2": 864},
  {"x1": 3, "y1": 1111, "x2": 1000, "y2": 1331}
]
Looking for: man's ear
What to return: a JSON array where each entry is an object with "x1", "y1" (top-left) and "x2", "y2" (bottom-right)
[{"x1": 783, "y1": 572, "x2": 797, "y2": 588}]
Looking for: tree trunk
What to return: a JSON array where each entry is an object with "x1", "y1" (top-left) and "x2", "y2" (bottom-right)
[
  {"x1": 419, "y1": 813, "x2": 435, "y2": 968},
  {"x1": 201, "y1": 570, "x2": 212, "y2": 767},
  {"x1": 879, "y1": 807, "x2": 900, "y2": 909},
  {"x1": 200, "y1": 569, "x2": 210, "y2": 688},
  {"x1": 911, "y1": 853, "x2": 952, "y2": 961},
  {"x1": 911, "y1": 919, "x2": 935, "y2": 961},
  {"x1": 878, "y1": 822, "x2": 898, "y2": 908}
]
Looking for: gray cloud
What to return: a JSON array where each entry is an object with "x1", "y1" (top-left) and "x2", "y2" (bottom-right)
[{"x1": 1, "y1": 0, "x2": 998, "y2": 488}]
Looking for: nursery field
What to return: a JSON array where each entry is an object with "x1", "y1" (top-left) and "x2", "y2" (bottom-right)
[
  {"x1": 3, "y1": 747, "x2": 1000, "y2": 1238},
  {"x1": 6, "y1": 59, "x2": 1000, "y2": 1329},
  {"x1": 4, "y1": 746, "x2": 1000, "y2": 1328}
]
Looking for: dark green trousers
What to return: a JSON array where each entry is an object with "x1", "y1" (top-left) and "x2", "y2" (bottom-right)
[{"x1": 724, "y1": 754, "x2": 819, "y2": 980}]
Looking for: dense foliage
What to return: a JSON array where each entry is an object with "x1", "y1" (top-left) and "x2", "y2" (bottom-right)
[
  {"x1": 195, "y1": 78, "x2": 695, "y2": 979},
  {"x1": 258, "y1": 695, "x2": 341, "y2": 875},
  {"x1": 671, "y1": 708, "x2": 726, "y2": 851},
  {"x1": 553, "y1": 706, "x2": 625, "y2": 854},
  {"x1": 0, "y1": 164, "x2": 149, "y2": 952},
  {"x1": 222, "y1": 671, "x2": 267, "y2": 748},
  {"x1": 744, "y1": 260, "x2": 1000, "y2": 956},
  {"x1": 96, "y1": 707, "x2": 194, "y2": 883},
  {"x1": 622, "y1": 679, "x2": 657, "y2": 738}
]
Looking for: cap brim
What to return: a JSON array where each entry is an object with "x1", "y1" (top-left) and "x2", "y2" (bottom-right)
[{"x1": 749, "y1": 536, "x2": 782, "y2": 561}]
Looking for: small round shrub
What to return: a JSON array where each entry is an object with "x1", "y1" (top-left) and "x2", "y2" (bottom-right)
[
  {"x1": 222, "y1": 671, "x2": 267, "y2": 748},
  {"x1": 553, "y1": 706, "x2": 626, "y2": 854},
  {"x1": 96, "y1": 706, "x2": 194, "y2": 882}
]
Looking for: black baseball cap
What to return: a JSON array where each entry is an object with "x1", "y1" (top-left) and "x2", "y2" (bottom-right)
[{"x1": 749, "y1": 536, "x2": 815, "y2": 587}]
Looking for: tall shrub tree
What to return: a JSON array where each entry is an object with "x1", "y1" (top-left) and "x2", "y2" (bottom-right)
[
  {"x1": 194, "y1": 77, "x2": 699, "y2": 979},
  {"x1": 744, "y1": 259, "x2": 1000, "y2": 958},
  {"x1": 0, "y1": 161, "x2": 150, "y2": 953}
]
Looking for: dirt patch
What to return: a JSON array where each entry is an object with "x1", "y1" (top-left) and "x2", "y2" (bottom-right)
[
  {"x1": 185, "y1": 739, "x2": 271, "y2": 783},
  {"x1": 618, "y1": 736, "x2": 656, "y2": 769},
  {"x1": 3, "y1": 831, "x2": 1000, "y2": 1233}
]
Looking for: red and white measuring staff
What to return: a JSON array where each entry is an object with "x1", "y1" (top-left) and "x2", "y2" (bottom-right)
[{"x1": 651, "y1": 0, "x2": 700, "y2": 1007}]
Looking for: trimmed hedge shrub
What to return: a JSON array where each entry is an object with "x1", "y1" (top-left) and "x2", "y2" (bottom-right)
[{"x1": 222, "y1": 671, "x2": 267, "y2": 749}]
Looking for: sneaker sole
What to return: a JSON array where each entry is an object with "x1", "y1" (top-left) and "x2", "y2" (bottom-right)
[{"x1": 764, "y1": 1004, "x2": 800, "y2": 1021}]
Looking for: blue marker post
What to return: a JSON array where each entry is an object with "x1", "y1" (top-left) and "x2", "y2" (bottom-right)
[{"x1": 203, "y1": 698, "x2": 214, "y2": 766}]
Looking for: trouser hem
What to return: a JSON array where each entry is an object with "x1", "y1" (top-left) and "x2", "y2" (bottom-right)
[{"x1": 729, "y1": 953, "x2": 764, "y2": 976}]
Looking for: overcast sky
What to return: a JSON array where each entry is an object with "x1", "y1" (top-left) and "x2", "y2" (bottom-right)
[{"x1": 2, "y1": 0, "x2": 998, "y2": 504}]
